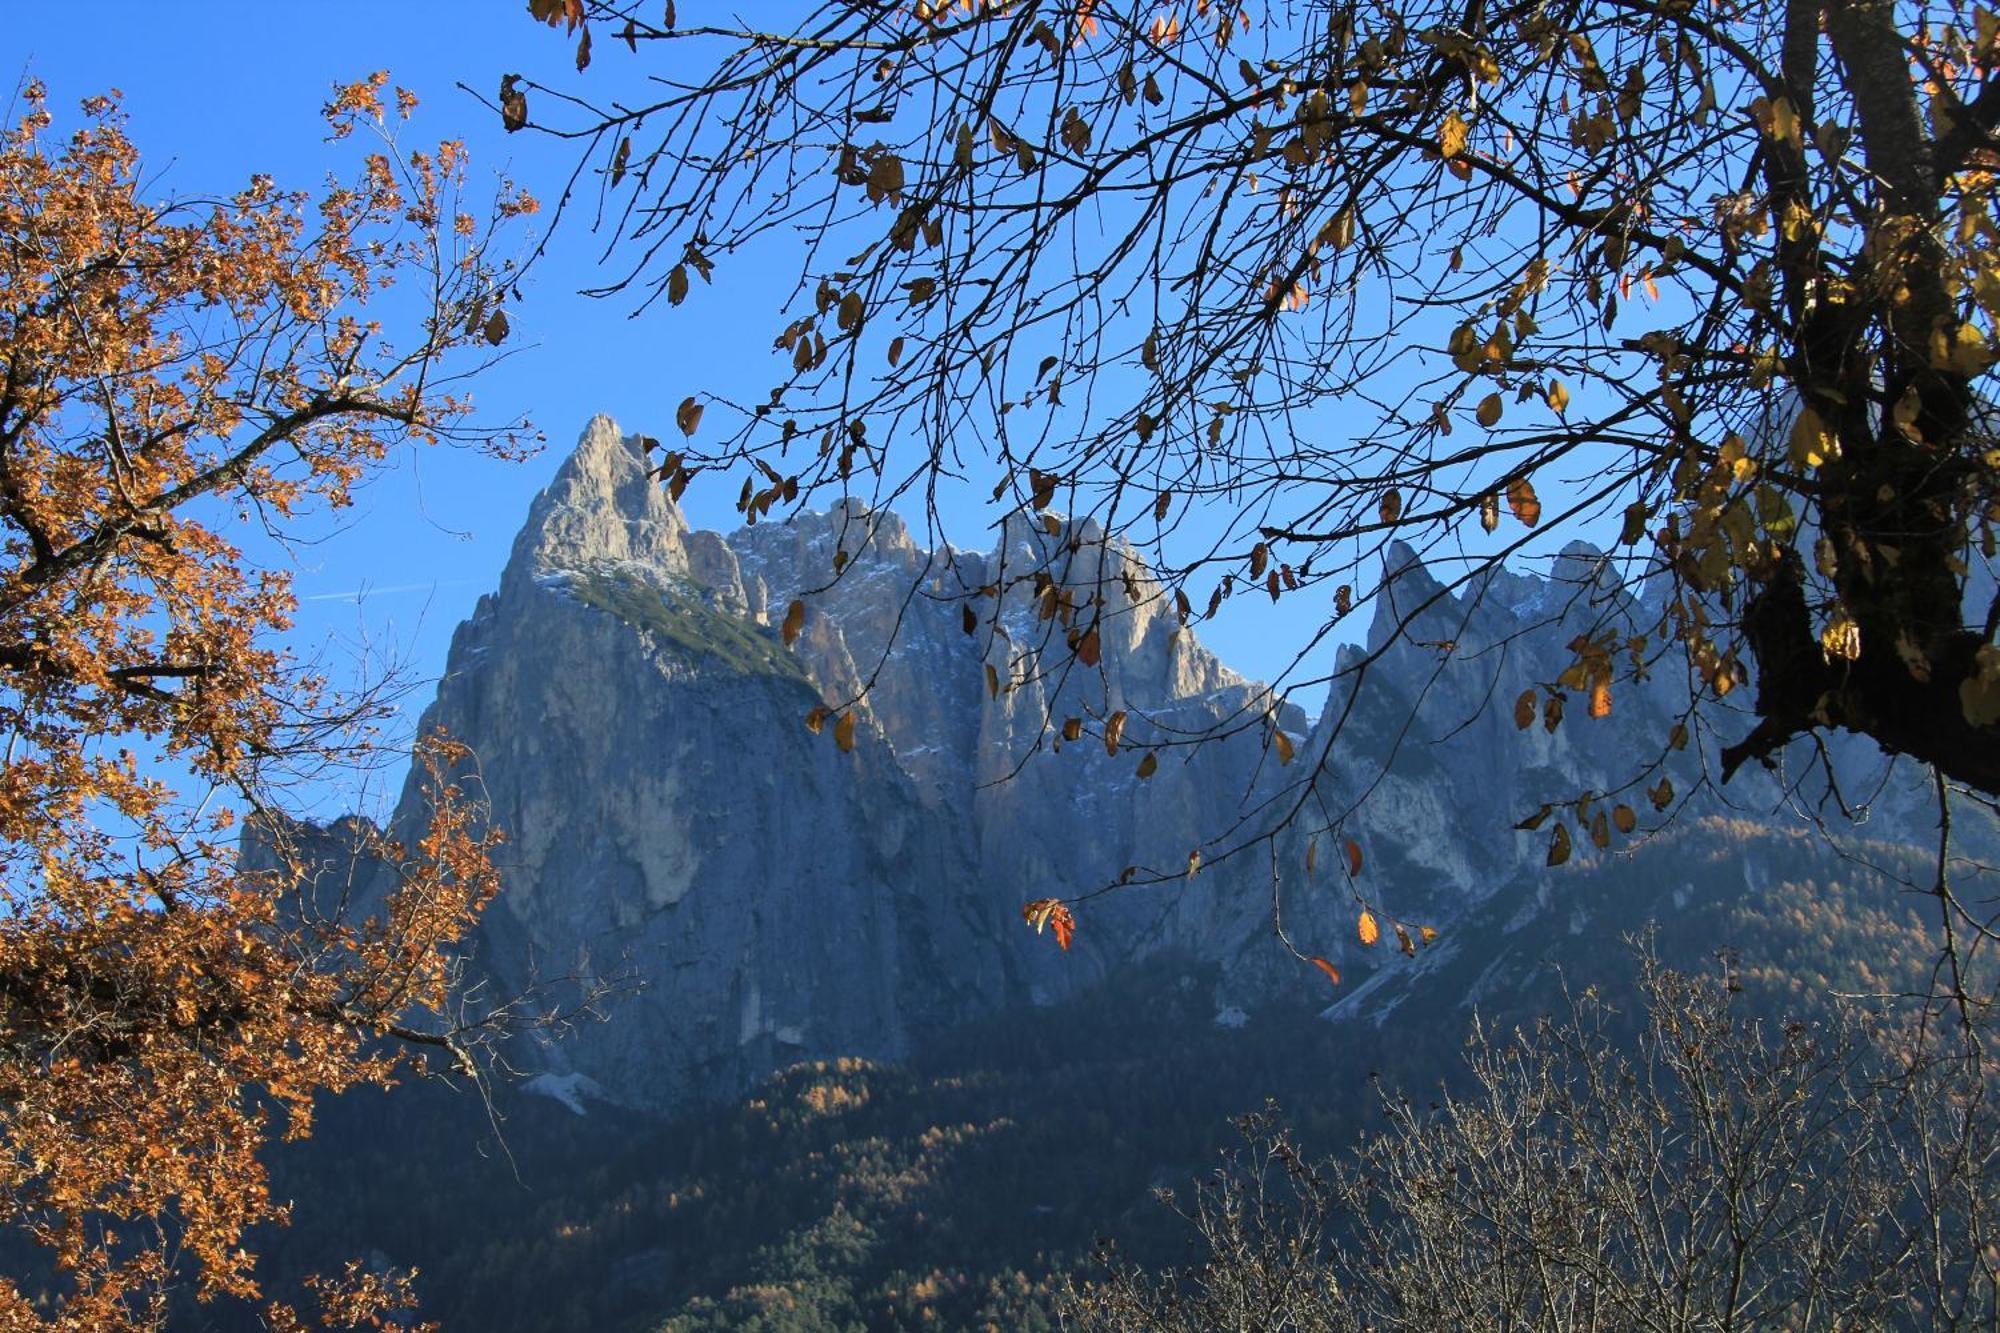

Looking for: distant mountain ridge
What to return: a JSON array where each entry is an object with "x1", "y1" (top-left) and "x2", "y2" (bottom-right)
[{"x1": 304, "y1": 415, "x2": 1974, "y2": 1115}]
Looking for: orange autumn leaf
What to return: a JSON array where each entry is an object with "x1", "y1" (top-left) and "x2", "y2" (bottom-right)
[
  {"x1": 1358, "y1": 910, "x2": 1381, "y2": 946},
  {"x1": 1022, "y1": 897, "x2": 1077, "y2": 950},
  {"x1": 1309, "y1": 956, "x2": 1342, "y2": 987},
  {"x1": 1506, "y1": 476, "x2": 1543, "y2": 526}
]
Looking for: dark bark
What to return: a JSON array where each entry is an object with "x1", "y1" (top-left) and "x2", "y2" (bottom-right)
[
  {"x1": 1723, "y1": 418, "x2": 1997, "y2": 792},
  {"x1": 1723, "y1": 0, "x2": 2000, "y2": 796}
]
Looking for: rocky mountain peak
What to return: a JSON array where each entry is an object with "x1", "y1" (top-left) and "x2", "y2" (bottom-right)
[
  {"x1": 506, "y1": 415, "x2": 693, "y2": 583},
  {"x1": 344, "y1": 415, "x2": 1982, "y2": 1117}
]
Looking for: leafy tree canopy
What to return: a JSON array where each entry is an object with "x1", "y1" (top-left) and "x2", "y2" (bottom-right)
[{"x1": 0, "y1": 77, "x2": 540, "y2": 1328}]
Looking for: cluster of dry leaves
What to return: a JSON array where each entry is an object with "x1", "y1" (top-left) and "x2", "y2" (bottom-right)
[{"x1": 0, "y1": 77, "x2": 535, "y2": 1328}]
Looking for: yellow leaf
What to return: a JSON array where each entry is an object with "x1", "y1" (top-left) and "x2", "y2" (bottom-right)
[
  {"x1": 1589, "y1": 680, "x2": 1612, "y2": 719},
  {"x1": 1932, "y1": 320, "x2": 1994, "y2": 375},
  {"x1": 834, "y1": 712, "x2": 858, "y2": 752},
  {"x1": 1820, "y1": 608, "x2": 1862, "y2": 661},
  {"x1": 1788, "y1": 406, "x2": 1838, "y2": 468},
  {"x1": 1769, "y1": 95, "x2": 1800, "y2": 145},
  {"x1": 1358, "y1": 910, "x2": 1381, "y2": 946},
  {"x1": 1439, "y1": 111, "x2": 1469, "y2": 158},
  {"x1": 1274, "y1": 727, "x2": 1295, "y2": 764}
]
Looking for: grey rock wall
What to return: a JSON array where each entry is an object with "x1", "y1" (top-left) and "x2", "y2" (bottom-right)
[{"x1": 341, "y1": 415, "x2": 1973, "y2": 1113}]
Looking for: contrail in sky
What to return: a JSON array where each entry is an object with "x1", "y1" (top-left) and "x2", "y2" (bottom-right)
[{"x1": 302, "y1": 580, "x2": 479, "y2": 604}]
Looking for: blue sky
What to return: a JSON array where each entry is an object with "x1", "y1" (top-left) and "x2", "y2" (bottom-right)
[
  {"x1": 20, "y1": 6, "x2": 1358, "y2": 765},
  {"x1": 20, "y1": 4, "x2": 1617, "y2": 815},
  {"x1": 17, "y1": 6, "x2": 834, "y2": 809}
]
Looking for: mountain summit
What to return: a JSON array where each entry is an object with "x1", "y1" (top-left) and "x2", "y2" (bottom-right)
[{"x1": 340, "y1": 417, "x2": 1960, "y2": 1113}]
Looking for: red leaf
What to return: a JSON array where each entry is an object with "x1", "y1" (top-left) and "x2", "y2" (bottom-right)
[
  {"x1": 1309, "y1": 956, "x2": 1342, "y2": 988},
  {"x1": 1022, "y1": 898, "x2": 1077, "y2": 952}
]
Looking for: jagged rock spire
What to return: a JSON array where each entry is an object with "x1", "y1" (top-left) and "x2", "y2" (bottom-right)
[{"x1": 506, "y1": 415, "x2": 693, "y2": 581}]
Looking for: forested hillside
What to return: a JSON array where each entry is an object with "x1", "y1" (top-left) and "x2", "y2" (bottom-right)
[{"x1": 225, "y1": 818, "x2": 1951, "y2": 1332}]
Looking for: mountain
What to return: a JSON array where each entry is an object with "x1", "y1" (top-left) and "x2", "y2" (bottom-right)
[
  {"x1": 375, "y1": 414, "x2": 1302, "y2": 1111},
  {"x1": 300, "y1": 414, "x2": 1973, "y2": 1116},
  {"x1": 222, "y1": 415, "x2": 1993, "y2": 1331}
]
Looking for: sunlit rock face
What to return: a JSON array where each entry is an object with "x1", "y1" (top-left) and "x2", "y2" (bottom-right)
[{"x1": 355, "y1": 416, "x2": 1972, "y2": 1113}]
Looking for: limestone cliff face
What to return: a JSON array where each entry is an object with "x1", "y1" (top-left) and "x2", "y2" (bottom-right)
[
  {"x1": 364, "y1": 416, "x2": 1968, "y2": 1112},
  {"x1": 377, "y1": 418, "x2": 1308, "y2": 1108}
]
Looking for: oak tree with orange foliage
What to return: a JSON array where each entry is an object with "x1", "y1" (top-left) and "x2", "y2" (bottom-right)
[{"x1": 0, "y1": 77, "x2": 541, "y2": 1329}]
